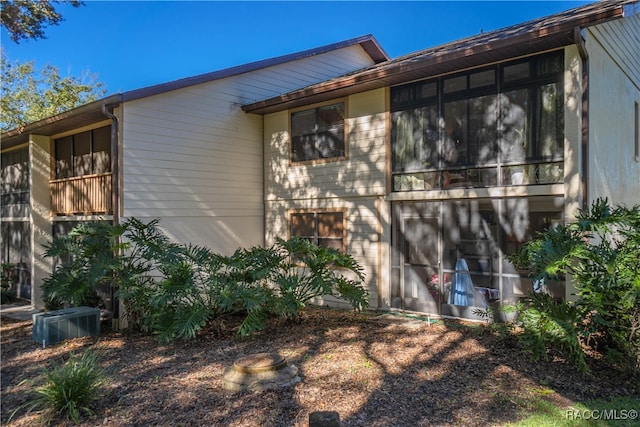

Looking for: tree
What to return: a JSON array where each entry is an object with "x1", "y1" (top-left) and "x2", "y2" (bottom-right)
[
  {"x1": 1, "y1": 51, "x2": 106, "y2": 131},
  {"x1": 0, "y1": 0, "x2": 83, "y2": 43}
]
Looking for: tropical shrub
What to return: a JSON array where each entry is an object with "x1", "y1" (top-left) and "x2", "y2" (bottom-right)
[
  {"x1": 518, "y1": 198, "x2": 640, "y2": 374},
  {"x1": 42, "y1": 221, "x2": 123, "y2": 308},
  {"x1": 518, "y1": 293, "x2": 587, "y2": 373},
  {"x1": 269, "y1": 237, "x2": 368, "y2": 319},
  {"x1": 42, "y1": 218, "x2": 369, "y2": 342},
  {"x1": 214, "y1": 237, "x2": 369, "y2": 336}
]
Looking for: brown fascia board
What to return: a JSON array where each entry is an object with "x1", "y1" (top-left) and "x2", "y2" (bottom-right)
[
  {"x1": 1, "y1": 35, "x2": 388, "y2": 148},
  {"x1": 1, "y1": 94, "x2": 123, "y2": 149},
  {"x1": 242, "y1": 0, "x2": 629, "y2": 115}
]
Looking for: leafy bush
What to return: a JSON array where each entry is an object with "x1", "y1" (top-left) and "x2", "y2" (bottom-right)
[
  {"x1": 1, "y1": 263, "x2": 18, "y2": 304},
  {"x1": 215, "y1": 237, "x2": 369, "y2": 336},
  {"x1": 113, "y1": 218, "x2": 215, "y2": 341},
  {"x1": 269, "y1": 237, "x2": 368, "y2": 319},
  {"x1": 42, "y1": 218, "x2": 369, "y2": 342},
  {"x1": 518, "y1": 293, "x2": 587, "y2": 373},
  {"x1": 32, "y1": 350, "x2": 106, "y2": 423},
  {"x1": 518, "y1": 198, "x2": 640, "y2": 374},
  {"x1": 42, "y1": 221, "x2": 124, "y2": 308}
]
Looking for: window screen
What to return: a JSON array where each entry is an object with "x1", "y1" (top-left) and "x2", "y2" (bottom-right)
[
  {"x1": 290, "y1": 210, "x2": 345, "y2": 251},
  {"x1": 291, "y1": 103, "x2": 345, "y2": 162}
]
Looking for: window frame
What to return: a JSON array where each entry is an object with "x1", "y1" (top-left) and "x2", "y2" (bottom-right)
[
  {"x1": 288, "y1": 208, "x2": 347, "y2": 253},
  {"x1": 289, "y1": 100, "x2": 348, "y2": 165}
]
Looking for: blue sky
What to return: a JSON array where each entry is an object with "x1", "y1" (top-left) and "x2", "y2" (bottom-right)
[{"x1": 1, "y1": 1, "x2": 590, "y2": 95}]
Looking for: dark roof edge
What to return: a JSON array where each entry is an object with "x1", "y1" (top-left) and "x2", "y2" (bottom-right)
[
  {"x1": 242, "y1": 0, "x2": 630, "y2": 114},
  {"x1": 121, "y1": 34, "x2": 389, "y2": 103},
  {"x1": 1, "y1": 35, "x2": 388, "y2": 140},
  {"x1": 1, "y1": 94, "x2": 123, "y2": 140}
]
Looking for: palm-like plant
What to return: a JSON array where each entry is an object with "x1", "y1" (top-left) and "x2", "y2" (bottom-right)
[{"x1": 519, "y1": 198, "x2": 640, "y2": 374}]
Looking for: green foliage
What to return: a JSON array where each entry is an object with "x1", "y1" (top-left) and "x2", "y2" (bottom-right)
[
  {"x1": 213, "y1": 237, "x2": 369, "y2": 336},
  {"x1": 43, "y1": 221, "x2": 123, "y2": 308},
  {"x1": 1, "y1": 51, "x2": 106, "y2": 131},
  {"x1": 518, "y1": 198, "x2": 640, "y2": 374},
  {"x1": 43, "y1": 218, "x2": 369, "y2": 343},
  {"x1": 473, "y1": 303, "x2": 522, "y2": 346},
  {"x1": 269, "y1": 237, "x2": 368, "y2": 318},
  {"x1": 0, "y1": 0, "x2": 83, "y2": 43},
  {"x1": 518, "y1": 293, "x2": 588, "y2": 373},
  {"x1": 32, "y1": 350, "x2": 106, "y2": 423},
  {"x1": 1, "y1": 263, "x2": 18, "y2": 303}
]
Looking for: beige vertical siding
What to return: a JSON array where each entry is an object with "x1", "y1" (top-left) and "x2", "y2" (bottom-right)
[
  {"x1": 587, "y1": 13, "x2": 640, "y2": 207},
  {"x1": 121, "y1": 45, "x2": 378, "y2": 254},
  {"x1": 264, "y1": 88, "x2": 388, "y2": 308}
]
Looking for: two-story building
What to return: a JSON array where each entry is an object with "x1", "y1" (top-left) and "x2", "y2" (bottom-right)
[
  {"x1": 0, "y1": 35, "x2": 388, "y2": 309},
  {"x1": 2, "y1": 0, "x2": 639, "y2": 321}
]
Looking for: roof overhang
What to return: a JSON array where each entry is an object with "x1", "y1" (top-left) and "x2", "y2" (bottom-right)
[
  {"x1": 1, "y1": 35, "x2": 389, "y2": 150},
  {"x1": 242, "y1": 1, "x2": 629, "y2": 115},
  {"x1": 1, "y1": 94, "x2": 123, "y2": 150},
  {"x1": 120, "y1": 34, "x2": 388, "y2": 103}
]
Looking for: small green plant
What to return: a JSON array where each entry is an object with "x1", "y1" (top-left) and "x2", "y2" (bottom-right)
[
  {"x1": 32, "y1": 350, "x2": 106, "y2": 423},
  {"x1": 473, "y1": 304, "x2": 521, "y2": 345},
  {"x1": 1, "y1": 263, "x2": 18, "y2": 304},
  {"x1": 269, "y1": 237, "x2": 368, "y2": 320}
]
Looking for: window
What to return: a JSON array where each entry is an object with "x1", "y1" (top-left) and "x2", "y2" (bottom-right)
[
  {"x1": 291, "y1": 102, "x2": 345, "y2": 162},
  {"x1": 54, "y1": 126, "x2": 111, "y2": 179},
  {"x1": 290, "y1": 210, "x2": 345, "y2": 251},
  {"x1": 1, "y1": 149, "x2": 29, "y2": 213},
  {"x1": 391, "y1": 51, "x2": 564, "y2": 191}
]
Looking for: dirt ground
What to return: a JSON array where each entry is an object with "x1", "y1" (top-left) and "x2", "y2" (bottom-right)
[{"x1": 1, "y1": 307, "x2": 638, "y2": 426}]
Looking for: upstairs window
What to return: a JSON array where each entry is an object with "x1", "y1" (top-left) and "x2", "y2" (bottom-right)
[
  {"x1": 291, "y1": 102, "x2": 345, "y2": 163},
  {"x1": 290, "y1": 210, "x2": 345, "y2": 251},
  {"x1": 54, "y1": 126, "x2": 111, "y2": 179},
  {"x1": 391, "y1": 51, "x2": 564, "y2": 190}
]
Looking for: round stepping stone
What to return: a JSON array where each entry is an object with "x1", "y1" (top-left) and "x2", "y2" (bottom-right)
[{"x1": 223, "y1": 352, "x2": 300, "y2": 391}]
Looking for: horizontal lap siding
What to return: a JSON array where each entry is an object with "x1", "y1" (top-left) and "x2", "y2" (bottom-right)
[
  {"x1": 264, "y1": 88, "x2": 387, "y2": 308},
  {"x1": 122, "y1": 45, "x2": 377, "y2": 254}
]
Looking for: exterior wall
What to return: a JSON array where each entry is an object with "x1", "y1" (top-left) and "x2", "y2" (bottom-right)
[
  {"x1": 587, "y1": 12, "x2": 640, "y2": 207},
  {"x1": 563, "y1": 45, "x2": 585, "y2": 223},
  {"x1": 29, "y1": 135, "x2": 52, "y2": 309},
  {"x1": 263, "y1": 46, "x2": 590, "y2": 313},
  {"x1": 121, "y1": 45, "x2": 378, "y2": 254},
  {"x1": 264, "y1": 88, "x2": 387, "y2": 309}
]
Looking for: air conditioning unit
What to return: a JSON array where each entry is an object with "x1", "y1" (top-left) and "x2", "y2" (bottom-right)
[{"x1": 33, "y1": 307, "x2": 100, "y2": 347}]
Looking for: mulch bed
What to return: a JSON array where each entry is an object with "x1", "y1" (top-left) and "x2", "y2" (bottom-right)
[{"x1": 1, "y1": 307, "x2": 638, "y2": 426}]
